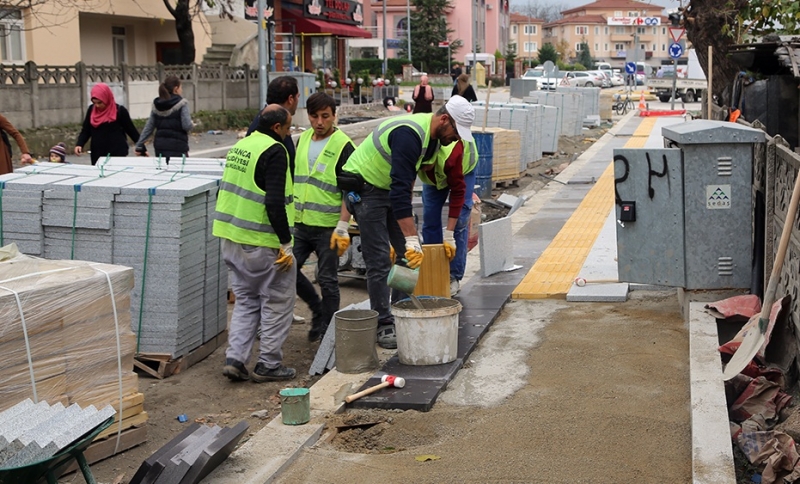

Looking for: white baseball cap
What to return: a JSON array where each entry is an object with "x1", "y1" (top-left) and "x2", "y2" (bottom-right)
[{"x1": 445, "y1": 95, "x2": 475, "y2": 142}]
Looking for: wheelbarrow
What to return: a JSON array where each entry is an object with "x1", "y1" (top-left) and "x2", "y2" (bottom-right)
[{"x1": 0, "y1": 415, "x2": 115, "y2": 484}]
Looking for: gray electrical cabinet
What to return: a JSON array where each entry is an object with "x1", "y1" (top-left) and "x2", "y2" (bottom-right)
[{"x1": 615, "y1": 120, "x2": 765, "y2": 290}]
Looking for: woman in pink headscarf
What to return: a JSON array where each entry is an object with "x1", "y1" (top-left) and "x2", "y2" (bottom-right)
[{"x1": 75, "y1": 82, "x2": 140, "y2": 165}]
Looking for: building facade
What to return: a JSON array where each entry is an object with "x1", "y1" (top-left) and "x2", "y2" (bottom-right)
[
  {"x1": 509, "y1": 14, "x2": 544, "y2": 63},
  {"x1": 542, "y1": 0, "x2": 672, "y2": 69},
  {"x1": 3, "y1": 0, "x2": 211, "y2": 66}
]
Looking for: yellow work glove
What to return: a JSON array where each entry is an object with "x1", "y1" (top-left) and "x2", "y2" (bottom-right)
[
  {"x1": 329, "y1": 220, "x2": 350, "y2": 257},
  {"x1": 275, "y1": 243, "x2": 294, "y2": 272},
  {"x1": 390, "y1": 245, "x2": 396, "y2": 263},
  {"x1": 443, "y1": 229, "x2": 456, "y2": 261},
  {"x1": 404, "y1": 235, "x2": 424, "y2": 269}
]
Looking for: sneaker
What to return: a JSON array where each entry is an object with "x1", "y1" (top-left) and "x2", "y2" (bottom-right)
[
  {"x1": 251, "y1": 363, "x2": 297, "y2": 382},
  {"x1": 292, "y1": 313, "x2": 306, "y2": 323},
  {"x1": 377, "y1": 324, "x2": 397, "y2": 349},
  {"x1": 450, "y1": 279, "x2": 460, "y2": 297},
  {"x1": 222, "y1": 358, "x2": 249, "y2": 382}
]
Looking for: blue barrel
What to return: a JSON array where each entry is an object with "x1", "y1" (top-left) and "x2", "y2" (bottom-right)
[{"x1": 473, "y1": 132, "x2": 494, "y2": 199}]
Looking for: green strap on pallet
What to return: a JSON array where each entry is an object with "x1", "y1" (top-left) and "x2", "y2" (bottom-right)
[{"x1": 136, "y1": 190, "x2": 155, "y2": 353}]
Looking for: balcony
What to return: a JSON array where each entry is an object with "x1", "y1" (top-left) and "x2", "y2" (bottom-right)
[{"x1": 610, "y1": 51, "x2": 653, "y2": 59}]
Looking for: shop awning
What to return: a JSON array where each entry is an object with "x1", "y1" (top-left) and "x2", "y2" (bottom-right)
[{"x1": 282, "y1": 8, "x2": 372, "y2": 38}]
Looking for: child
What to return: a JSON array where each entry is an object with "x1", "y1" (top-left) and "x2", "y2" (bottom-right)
[{"x1": 49, "y1": 142, "x2": 68, "y2": 163}]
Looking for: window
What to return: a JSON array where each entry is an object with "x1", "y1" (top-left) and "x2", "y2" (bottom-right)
[
  {"x1": 523, "y1": 42, "x2": 537, "y2": 53},
  {"x1": 524, "y1": 24, "x2": 536, "y2": 35},
  {"x1": 636, "y1": 27, "x2": 646, "y2": 34},
  {"x1": 594, "y1": 26, "x2": 599, "y2": 35},
  {"x1": 112, "y1": 26, "x2": 127, "y2": 65},
  {"x1": 594, "y1": 43, "x2": 599, "y2": 51},
  {"x1": 512, "y1": 25, "x2": 517, "y2": 35},
  {"x1": 614, "y1": 43, "x2": 625, "y2": 50},
  {"x1": 576, "y1": 26, "x2": 588, "y2": 35},
  {"x1": 604, "y1": 43, "x2": 608, "y2": 51},
  {"x1": 639, "y1": 43, "x2": 646, "y2": 50},
  {"x1": 628, "y1": 11, "x2": 639, "y2": 16},
  {"x1": 662, "y1": 27, "x2": 666, "y2": 35},
  {"x1": 652, "y1": 27, "x2": 657, "y2": 34},
  {"x1": 614, "y1": 10, "x2": 622, "y2": 16},
  {"x1": 604, "y1": 26, "x2": 609, "y2": 34},
  {"x1": 615, "y1": 26, "x2": 625, "y2": 34},
  {"x1": 575, "y1": 43, "x2": 583, "y2": 51},
  {"x1": 661, "y1": 43, "x2": 666, "y2": 51},
  {"x1": 652, "y1": 43, "x2": 656, "y2": 50},
  {"x1": 0, "y1": 9, "x2": 24, "y2": 62},
  {"x1": 510, "y1": 42, "x2": 516, "y2": 53}
]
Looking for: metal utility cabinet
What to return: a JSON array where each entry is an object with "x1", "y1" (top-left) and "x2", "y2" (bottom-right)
[{"x1": 615, "y1": 120, "x2": 765, "y2": 290}]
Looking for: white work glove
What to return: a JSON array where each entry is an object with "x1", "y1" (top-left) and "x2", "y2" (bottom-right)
[
  {"x1": 404, "y1": 235, "x2": 424, "y2": 269},
  {"x1": 329, "y1": 220, "x2": 351, "y2": 257},
  {"x1": 443, "y1": 229, "x2": 456, "y2": 261},
  {"x1": 275, "y1": 243, "x2": 294, "y2": 272}
]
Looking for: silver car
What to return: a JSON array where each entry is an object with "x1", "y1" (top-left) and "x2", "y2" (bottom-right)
[
  {"x1": 563, "y1": 71, "x2": 604, "y2": 87},
  {"x1": 522, "y1": 68, "x2": 557, "y2": 90}
]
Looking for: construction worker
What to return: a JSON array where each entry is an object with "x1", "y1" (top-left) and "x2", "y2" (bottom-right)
[
  {"x1": 418, "y1": 139, "x2": 478, "y2": 297},
  {"x1": 294, "y1": 92, "x2": 356, "y2": 341},
  {"x1": 214, "y1": 105, "x2": 297, "y2": 383},
  {"x1": 338, "y1": 95, "x2": 475, "y2": 349}
]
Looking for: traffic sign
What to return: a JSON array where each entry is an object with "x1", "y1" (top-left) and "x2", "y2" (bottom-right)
[
  {"x1": 625, "y1": 62, "x2": 636, "y2": 74},
  {"x1": 438, "y1": 41, "x2": 450, "y2": 48},
  {"x1": 669, "y1": 42, "x2": 684, "y2": 59},
  {"x1": 668, "y1": 27, "x2": 685, "y2": 44}
]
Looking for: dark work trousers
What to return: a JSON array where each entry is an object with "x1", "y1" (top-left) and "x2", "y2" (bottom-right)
[
  {"x1": 345, "y1": 183, "x2": 407, "y2": 326},
  {"x1": 293, "y1": 223, "x2": 340, "y2": 331}
]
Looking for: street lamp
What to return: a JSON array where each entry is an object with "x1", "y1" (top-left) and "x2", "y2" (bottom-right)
[
  {"x1": 407, "y1": 0, "x2": 412, "y2": 63},
  {"x1": 382, "y1": 0, "x2": 388, "y2": 76}
]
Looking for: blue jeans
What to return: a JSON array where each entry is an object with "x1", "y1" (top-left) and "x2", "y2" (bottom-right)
[
  {"x1": 345, "y1": 184, "x2": 407, "y2": 325},
  {"x1": 420, "y1": 170, "x2": 475, "y2": 281}
]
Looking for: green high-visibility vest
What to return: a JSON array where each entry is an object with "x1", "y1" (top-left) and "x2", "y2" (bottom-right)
[
  {"x1": 342, "y1": 113, "x2": 433, "y2": 190},
  {"x1": 418, "y1": 140, "x2": 479, "y2": 190},
  {"x1": 294, "y1": 128, "x2": 352, "y2": 227},
  {"x1": 213, "y1": 132, "x2": 294, "y2": 248}
]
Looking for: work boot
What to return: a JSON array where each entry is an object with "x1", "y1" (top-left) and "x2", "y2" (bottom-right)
[
  {"x1": 377, "y1": 324, "x2": 397, "y2": 349},
  {"x1": 308, "y1": 312, "x2": 328, "y2": 342},
  {"x1": 222, "y1": 358, "x2": 249, "y2": 382},
  {"x1": 251, "y1": 363, "x2": 296, "y2": 382}
]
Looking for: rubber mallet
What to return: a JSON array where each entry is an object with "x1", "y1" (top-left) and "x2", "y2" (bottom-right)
[
  {"x1": 344, "y1": 375, "x2": 406, "y2": 403},
  {"x1": 574, "y1": 277, "x2": 619, "y2": 287}
]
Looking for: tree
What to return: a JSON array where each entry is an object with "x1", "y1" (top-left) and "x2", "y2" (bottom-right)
[
  {"x1": 683, "y1": 0, "x2": 800, "y2": 106},
  {"x1": 510, "y1": 0, "x2": 562, "y2": 23},
  {"x1": 409, "y1": 0, "x2": 457, "y2": 74},
  {"x1": 162, "y1": 0, "x2": 235, "y2": 64},
  {"x1": 505, "y1": 43, "x2": 517, "y2": 75},
  {"x1": 538, "y1": 42, "x2": 557, "y2": 64},
  {"x1": 554, "y1": 39, "x2": 571, "y2": 61},
  {"x1": 577, "y1": 41, "x2": 592, "y2": 69}
]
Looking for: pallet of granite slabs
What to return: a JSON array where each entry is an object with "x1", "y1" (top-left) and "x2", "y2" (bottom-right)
[
  {"x1": 0, "y1": 257, "x2": 140, "y2": 412},
  {"x1": 112, "y1": 176, "x2": 221, "y2": 358},
  {"x1": 555, "y1": 86, "x2": 601, "y2": 126},
  {"x1": 104, "y1": 157, "x2": 226, "y2": 177},
  {"x1": 474, "y1": 102, "x2": 546, "y2": 167},
  {"x1": 202, "y1": 186, "x2": 228, "y2": 343},
  {"x1": 473, "y1": 107, "x2": 533, "y2": 172},
  {"x1": 523, "y1": 91, "x2": 584, "y2": 137},
  {"x1": 485, "y1": 103, "x2": 559, "y2": 154}
]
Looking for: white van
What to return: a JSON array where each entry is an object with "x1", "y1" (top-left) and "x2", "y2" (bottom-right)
[{"x1": 595, "y1": 62, "x2": 612, "y2": 71}]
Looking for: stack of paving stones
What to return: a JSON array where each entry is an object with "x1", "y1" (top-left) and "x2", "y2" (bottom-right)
[
  {"x1": 129, "y1": 421, "x2": 249, "y2": 484},
  {"x1": 103, "y1": 157, "x2": 225, "y2": 177},
  {"x1": 0, "y1": 399, "x2": 116, "y2": 469},
  {"x1": 555, "y1": 86, "x2": 601, "y2": 126},
  {"x1": 1, "y1": 163, "x2": 228, "y2": 357},
  {"x1": 473, "y1": 102, "x2": 545, "y2": 171},
  {"x1": 523, "y1": 91, "x2": 585, "y2": 136}
]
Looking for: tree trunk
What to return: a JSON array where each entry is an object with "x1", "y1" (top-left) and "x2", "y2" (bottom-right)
[
  {"x1": 684, "y1": 0, "x2": 749, "y2": 107},
  {"x1": 164, "y1": 0, "x2": 197, "y2": 64}
]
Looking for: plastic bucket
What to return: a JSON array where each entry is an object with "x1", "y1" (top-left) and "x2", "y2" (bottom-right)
[
  {"x1": 473, "y1": 132, "x2": 494, "y2": 199},
  {"x1": 387, "y1": 263, "x2": 419, "y2": 294},
  {"x1": 280, "y1": 388, "x2": 310, "y2": 425},
  {"x1": 392, "y1": 297, "x2": 462, "y2": 365},
  {"x1": 334, "y1": 309, "x2": 379, "y2": 373}
]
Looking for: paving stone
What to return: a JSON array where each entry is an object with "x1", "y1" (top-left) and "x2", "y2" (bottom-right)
[
  {"x1": 379, "y1": 356, "x2": 463, "y2": 382},
  {"x1": 177, "y1": 420, "x2": 249, "y2": 484},
  {"x1": 478, "y1": 217, "x2": 515, "y2": 277},
  {"x1": 347, "y1": 378, "x2": 447, "y2": 412},
  {"x1": 566, "y1": 283, "x2": 630, "y2": 302}
]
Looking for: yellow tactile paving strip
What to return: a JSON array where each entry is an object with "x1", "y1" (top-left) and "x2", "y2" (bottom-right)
[{"x1": 511, "y1": 116, "x2": 659, "y2": 299}]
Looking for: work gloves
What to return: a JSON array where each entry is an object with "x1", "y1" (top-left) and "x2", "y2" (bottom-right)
[
  {"x1": 404, "y1": 235, "x2": 424, "y2": 269},
  {"x1": 390, "y1": 245, "x2": 396, "y2": 263},
  {"x1": 329, "y1": 220, "x2": 351, "y2": 257},
  {"x1": 443, "y1": 229, "x2": 456, "y2": 261},
  {"x1": 275, "y1": 243, "x2": 294, "y2": 272}
]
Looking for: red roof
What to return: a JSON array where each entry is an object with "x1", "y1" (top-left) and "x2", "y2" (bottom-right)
[
  {"x1": 543, "y1": 15, "x2": 607, "y2": 28},
  {"x1": 561, "y1": 0, "x2": 662, "y2": 16},
  {"x1": 509, "y1": 13, "x2": 544, "y2": 24}
]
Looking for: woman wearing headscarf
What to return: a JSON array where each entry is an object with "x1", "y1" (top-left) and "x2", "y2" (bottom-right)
[
  {"x1": 135, "y1": 75, "x2": 193, "y2": 163},
  {"x1": 74, "y1": 83, "x2": 140, "y2": 165},
  {"x1": 451, "y1": 73, "x2": 478, "y2": 103},
  {"x1": 0, "y1": 113, "x2": 32, "y2": 174}
]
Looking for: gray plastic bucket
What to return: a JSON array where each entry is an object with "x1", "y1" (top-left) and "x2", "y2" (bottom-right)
[
  {"x1": 334, "y1": 309, "x2": 379, "y2": 373},
  {"x1": 392, "y1": 297, "x2": 462, "y2": 365}
]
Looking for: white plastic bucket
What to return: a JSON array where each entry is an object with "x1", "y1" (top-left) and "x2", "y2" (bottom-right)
[{"x1": 392, "y1": 297, "x2": 462, "y2": 365}]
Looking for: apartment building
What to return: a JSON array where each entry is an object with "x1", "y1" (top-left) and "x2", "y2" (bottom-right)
[
  {"x1": 509, "y1": 14, "x2": 544, "y2": 62},
  {"x1": 2, "y1": 0, "x2": 212, "y2": 65},
  {"x1": 542, "y1": 0, "x2": 672, "y2": 69}
]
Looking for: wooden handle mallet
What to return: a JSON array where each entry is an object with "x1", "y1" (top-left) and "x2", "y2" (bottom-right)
[
  {"x1": 344, "y1": 375, "x2": 406, "y2": 403},
  {"x1": 574, "y1": 277, "x2": 619, "y2": 287}
]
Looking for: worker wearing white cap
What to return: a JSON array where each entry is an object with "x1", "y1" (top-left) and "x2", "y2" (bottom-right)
[{"x1": 336, "y1": 95, "x2": 475, "y2": 349}]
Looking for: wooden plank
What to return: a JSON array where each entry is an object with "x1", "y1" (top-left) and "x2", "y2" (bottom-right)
[
  {"x1": 135, "y1": 330, "x2": 227, "y2": 378},
  {"x1": 59, "y1": 426, "x2": 148, "y2": 477},
  {"x1": 133, "y1": 359, "x2": 164, "y2": 379},
  {"x1": 95, "y1": 411, "x2": 148, "y2": 441},
  {"x1": 171, "y1": 330, "x2": 227, "y2": 376}
]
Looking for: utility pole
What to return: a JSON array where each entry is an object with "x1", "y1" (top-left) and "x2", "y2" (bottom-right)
[
  {"x1": 382, "y1": 0, "x2": 388, "y2": 76},
  {"x1": 257, "y1": 0, "x2": 267, "y2": 107},
  {"x1": 472, "y1": 0, "x2": 478, "y2": 83},
  {"x1": 407, "y1": 0, "x2": 412, "y2": 63}
]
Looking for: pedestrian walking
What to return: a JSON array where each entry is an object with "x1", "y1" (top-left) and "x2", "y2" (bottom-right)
[
  {"x1": 338, "y1": 95, "x2": 475, "y2": 348},
  {"x1": 74, "y1": 82, "x2": 140, "y2": 165},
  {"x1": 411, "y1": 75, "x2": 434, "y2": 114},
  {"x1": 293, "y1": 92, "x2": 356, "y2": 341},
  {"x1": 135, "y1": 75, "x2": 193, "y2": 163},
  {"x1": 452, "y1": 73, "x2": 478, "y2": 103},
  {"x1": 213, "y1": 105, "x2": 298, "y2": 383},
  {"x1": 0, "y1": 113, "x2": 32, "y2": 174},
  {"x1": 450, "y1": 63, "x2": 463, "y2": 84},
  {"x1": 419, "y1": 139, "x2": 478, "y2": 296}
]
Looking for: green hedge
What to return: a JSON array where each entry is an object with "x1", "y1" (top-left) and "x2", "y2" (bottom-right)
[{"x1": 349, "y1": 58, "x2": 410, "y2": 77}]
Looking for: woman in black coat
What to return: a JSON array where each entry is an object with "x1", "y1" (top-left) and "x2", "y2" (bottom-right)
[
  {"x1": 451, "y1": 73, "x2": 478, "y2": 102},
  {"x1": 74, "y1": 82, "x2": 140, "y2": 165},
  {"x1": 135, "y1": 75, "x2": 193, "y2": 163}
]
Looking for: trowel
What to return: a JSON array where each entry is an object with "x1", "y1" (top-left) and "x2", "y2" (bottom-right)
[{"x1": 723, "y1": 169, "x2": 800, "y2": 380}]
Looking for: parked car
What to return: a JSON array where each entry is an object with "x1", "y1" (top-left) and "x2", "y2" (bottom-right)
[
  {"x1": 522, "y1": 68, "x2": 557, "y2": 90},
  {"x1": 602, "y1": 69, "x2": 625, "y2": 87},
  {"x1": 586, "y1": 70, "x2": 612, "y2": 88},
  {"x1": 562, "y1": 71, "x2": 604, "y2": 87}
]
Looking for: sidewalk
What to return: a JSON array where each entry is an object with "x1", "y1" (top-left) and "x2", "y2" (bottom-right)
[{"x1": 204, "y1": 111, "x2": 736, "y2": 483}]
